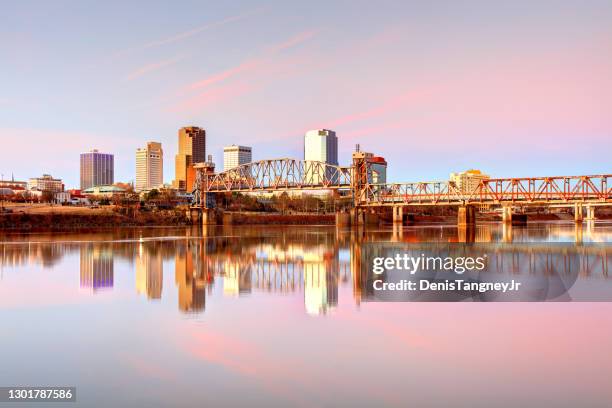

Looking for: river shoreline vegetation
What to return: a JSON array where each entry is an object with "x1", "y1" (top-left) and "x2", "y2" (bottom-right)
[{"x1": 1, "y1": 191, "x2": 610, "y2": 231}]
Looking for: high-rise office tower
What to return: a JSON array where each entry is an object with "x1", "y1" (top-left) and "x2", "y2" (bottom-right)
[
  {"x1": 80, "y1": 150, "x2": 114, "y2": 190},
  {"x1": 304, "y1": 129, "x2": 338, "y2": 165},
  {"x1": 135, "y1": 142, "x2": 163, "y2": 192},
  {"x1": 304, "y1": 129, "x2": 338, "y2": 184},
  {"x1": 173, "y1": 126, "x2": 205, "y2": 191},
  {"x1": 223, "y1": 145, "x2": 252, "y2": 171}
]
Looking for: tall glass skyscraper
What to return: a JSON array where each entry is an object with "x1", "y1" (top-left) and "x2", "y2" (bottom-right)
[
  {"x1": 80, "y1": 149, "x2": 114, "y2": 190},
  {"x1": 173, "y1": 126, "x2": 206, "y2": 191}
]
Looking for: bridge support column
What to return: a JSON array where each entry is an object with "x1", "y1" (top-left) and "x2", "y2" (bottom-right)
[
  {"x1": 202, "y1": 208, "x2": 217, "y2": 225},
  {"x1": 364, "y1": 209, "x2": 379, "y2": 227},
  {"x1": 350, "y1": 208, "x2": 364, "y2": 226},
  {"x1": 502, "y1": 206, "x2": 512, "y2": 224},
  {"x1": 222, "y1": 211, "x2": 233, "y2": 225},
  {"x1": 335, "y1": 211, "x2": 351, "y2": 228},
  {"x1": 458, "y1": 206, "x2": 475, "y2": 227},
  {"x1": 585, "y1": 205, "x2": 596, "y2": 221},
  {"x1": 574, "y1": 203, "x2": 584, "y2": 223},
  {"x1": 393, "y1": 206, "x2": 403, "y2": 224},
  {"x1": 457, "y1": 225, "x2": 475, "y2": 243},
  {"x1": 186, "y1": 208, "x2": 200, "y2": 223}
]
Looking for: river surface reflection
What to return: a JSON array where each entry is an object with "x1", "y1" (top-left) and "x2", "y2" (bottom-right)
[{"x1": 1, "y1": 223, "x2": 611, "y2": 407}]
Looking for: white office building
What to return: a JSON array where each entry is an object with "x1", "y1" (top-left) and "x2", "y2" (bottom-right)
[
  {"x1": 449, "y1": 169, "x2": 490, "y2": 193},
  {"x1": 27, "y1": 174, "x2": 64, "y2": 192},
  {"x1": 135, "y1": 142, "x2": 163, "y2": 192},
  {"x1": 304, "y1": 129, "x2": 338, "y2": 165},
  {"x1": 304, "y1": 129, "x2": 338, "y2": 185},
  {"x1": 223, "y1": 145, "x2": 252, "y2": 171}
]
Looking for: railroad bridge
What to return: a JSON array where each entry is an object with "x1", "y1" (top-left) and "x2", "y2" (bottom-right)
[{"x1": 192, "y1": 157, "x2": 611, "y2": 227}]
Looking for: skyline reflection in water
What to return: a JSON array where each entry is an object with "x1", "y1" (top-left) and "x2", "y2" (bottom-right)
[
  {"x1": 1, "y1": 223, "x2": 612, "y2": 407},
  {"x1": 1, "y1": 223, "x2": 611, "y2": 312}
]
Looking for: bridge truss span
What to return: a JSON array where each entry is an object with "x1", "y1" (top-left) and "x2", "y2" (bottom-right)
[
  {"x1": 200, "y1": 158, "x2": 353, "y2": 193},
  {"x1": 362, "y1": 174, "x2": 612, "y2": 206}
]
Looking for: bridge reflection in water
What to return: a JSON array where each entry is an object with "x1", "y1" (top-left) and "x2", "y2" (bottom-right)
[{"x1": 0, "y1": 223, "x2": 610, "y2": 313}]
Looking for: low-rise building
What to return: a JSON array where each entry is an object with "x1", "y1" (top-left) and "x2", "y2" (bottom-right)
[
  {"x1": 0, "y1": 179, "x2": 27, "y2": 190},
  {"x1": 27, "y1": 174, "x2": 64, "y2": 192},
  {"x1": 54, "y1": 191, "x2": 71, "y2": 204},
  {"x1": 449, "y1": 169, "x2": 490, "y2": 194},
  {"x1": 82, "y1": 185, "x2": 126, "y2": 198},
  {"x1": 67, "y1": 190, "x2": 90, "y2": 205}
]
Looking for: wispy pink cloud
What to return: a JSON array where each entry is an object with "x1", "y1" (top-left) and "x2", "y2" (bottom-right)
[
  {"x1": 189, "y1": 60, "x2": 260, "y2": 89},
  {"x1": 322, "y1": 87, "x2": 433, "y2": 129},
  {"x1": 265, "y1": 29, "x2": 320, "y2": 54},
  {"x1": 187, "y1": 29, "x2": 320, "y2": 91},
  {"x1": 168, "y1": 81, "x2": 255, "y2": 113},
  {"x1": 125, "y1": 55, "x2": 185, "y2": 81},
  {"x1": 108, "y1": 9, "x2": 261, "y2": 61},
  {"x1": 141, "y1": 14, "x2": 247, "y2": 49}
]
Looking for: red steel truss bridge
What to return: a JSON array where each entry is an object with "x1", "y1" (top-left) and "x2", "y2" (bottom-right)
[{"x1": 193, "y1": 158, "x2": 611, "y2": 208}]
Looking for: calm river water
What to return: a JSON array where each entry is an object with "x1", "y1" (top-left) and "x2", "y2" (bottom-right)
[{"x1": 1, "y1": 222, "x2": 611, "y2": 407}]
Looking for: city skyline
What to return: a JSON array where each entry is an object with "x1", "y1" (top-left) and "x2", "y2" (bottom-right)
[{"x1": 1, "y1": 1, "x2": 611, "y2": 188}]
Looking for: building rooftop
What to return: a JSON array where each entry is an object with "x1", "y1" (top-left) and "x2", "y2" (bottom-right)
[{"x1": 83, "y1": 185, "x2": 126, "y2": 194}]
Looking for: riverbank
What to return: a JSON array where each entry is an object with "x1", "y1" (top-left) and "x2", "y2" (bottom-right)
[
  {"x1": 0, "y1": 210, "x2": 190, "y2": 230},
  {"x1": 2, "y1": 206, "x2": 611, "y2": 231}
]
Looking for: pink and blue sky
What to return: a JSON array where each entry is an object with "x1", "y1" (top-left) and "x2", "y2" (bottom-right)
[{"x1": 1, "y1": 0, "x2": 611, "y2": 187}]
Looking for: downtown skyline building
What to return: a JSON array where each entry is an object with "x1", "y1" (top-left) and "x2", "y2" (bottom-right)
[
  {"x1": 304, "y1": 129, "x2": 338, "y2": 165},
  {"x1": 27, "y1": 174, "x2": 64, "y2": 192},
  {"x1": 450, "y1": 169, "x2": 490, "y2": 193},
  {"x1": 223, "y1": 145, "x2": 252, "y2": 171},
  {"x1": 304, "y1": 129, "x2": 338, "y2": 185},
  {"x1": 173, "y1": 126, "x2": 205, "y2": 191},
  {"x1": 80, "y1": 149, "x2": 114, "y2": 190},
  {"x1": 135, "y1": 141, "x2": 163, "y2": 192}
]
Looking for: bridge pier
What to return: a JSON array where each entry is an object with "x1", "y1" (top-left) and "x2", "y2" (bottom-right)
[
  {"x1": 585, "y1": 205, "x2": 596, "y2": 221},
  {"x1": 457, "y1": 206, "x2": 475, "y2": 227},
  {"x1": 202, "y1": 208, "x2": 217, "y2": 225},
  {"x1": 574, "y1": 203, "x2": 584, "y2": 223},
  {"x1": 501, "y1": 206, "x2": 527, "y2": 225},
  {"x1": 364, "y1": 209, "x2": 380, "y2": 227},
  {"x1": 351, "y1": 208, "x2": 365, "y2": 226},
  {"x1": 187, "y1": 208, "x2": 201, "y2": 223},
  {"x1": 222, "y1": 211, "x2": 233, "y2": 225},
  {"x1": 502, "y1": 206, "x2": 512, "y2": 224},
  {"x1": 392, "y1": 206, "x2": 403, "y2": 224},
  {"x1": 335, "y1": 211, "x2": 351, "y2": 228},
  {"x1": 457, "y1": 225, "x2": 475, "y2": 243}
]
